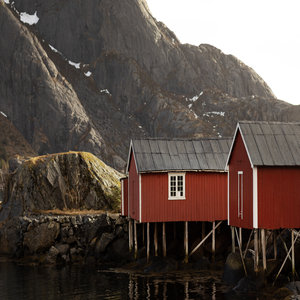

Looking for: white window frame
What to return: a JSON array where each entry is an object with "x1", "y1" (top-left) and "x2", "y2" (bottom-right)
[{"x1": 168, "y1": 173, "x2": 186, "y2": 200}]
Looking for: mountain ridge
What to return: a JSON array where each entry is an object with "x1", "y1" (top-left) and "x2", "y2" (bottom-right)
[{"x1": 0, "y1": 0, "x2": 298, "y2": 171}]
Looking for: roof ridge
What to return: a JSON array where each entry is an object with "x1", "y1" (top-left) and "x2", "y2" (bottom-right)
[
  {"x1": 132, "y1": 137, "x2": 232, "y2": 141},
  {"x1": 239, "y1": 120, "x2": 300, "y2": 125}
]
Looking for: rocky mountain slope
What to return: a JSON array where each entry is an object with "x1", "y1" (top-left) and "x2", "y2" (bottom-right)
[
  {"x1": 0, "y1": 0, "x2": 299, "y2": 170},
  {"x1": 0, "y1": 114, "x2": 36, "y2": 165}
]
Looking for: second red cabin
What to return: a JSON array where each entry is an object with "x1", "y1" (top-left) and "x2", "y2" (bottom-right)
[
  {"x1": 227, "y1": 121, "x2": 300, "y2": 230},
  {"x1": 122, "y1": 138, "x2": 231, "y2": 223}
]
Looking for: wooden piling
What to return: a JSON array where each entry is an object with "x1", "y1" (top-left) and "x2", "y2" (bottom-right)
[
  {"x1": 239, "y1": 227, "x2": 242, "y2": 250},
  {"x1": 128, "y1": 218, "x2": 133, "y2": 252},
  {"x1": 189, "y1": 221, "x2": 222, "y2": 257},
  {"x1": 273, "y1": 230, "x2": 277, "y2": 260},
  {"x1": 261, "y1": 229, "x2": 267, "y2": 271},
  {"x1": 234, "y1": 227, "x2": 248, "y2": 276},
  {"x1": 142, "y1": 223, "x2": 145, "y2": 246},
  {"x1": 254, "y1": 229, "x2": 259, "y2": 273},
  {"x1": 162, "y1": 222, "x2": 166, "y2": 257},
  {"x1": 243, "y1": 229, "x2": 253, "y2": 259},
  {"x1": 212, "y1": 221, "x2": 216, "y2": 262},
  {"x1": 147, "y1": 222, "x2": 150, "y2": 263},
  {"x1": 134, "y1": 220, "x2": 138, "y2": 259},
  {"x1": 292, "y1": 230, "x2": 295, "y2": 279},
  {"x1": 184, "y1": 221, "x2": 188, "y2": 263},
  {"x1": 231, "y1": 226, "x2": 235, "y2": 253},
  {"x1": 154, "y1": 222, "x2": 158, "y2": 256},
  {"x1": 202, "y1": 222, "x2": 205, "y2": 240},
  {"x1": 173, "y1": 222, "x2": 176, "y2": 240}
]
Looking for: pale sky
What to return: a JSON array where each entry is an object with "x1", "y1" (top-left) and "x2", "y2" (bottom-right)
[{"x1": 147, "y1": 0, "x2": 300, "y2": 105}]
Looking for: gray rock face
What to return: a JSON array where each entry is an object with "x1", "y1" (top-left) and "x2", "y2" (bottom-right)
[
  {"x1": 1, "y1": 0, "x2": 299, "y2": 171},
  {"x1": 0, "y1": 152, "x2": 121, "y2": 220}
]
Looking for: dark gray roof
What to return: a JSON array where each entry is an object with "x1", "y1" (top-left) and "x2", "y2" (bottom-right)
[
  {"x1": 235, "y1": 121, "x2": 300, "y2": 166},
  {"x1": 130, "y1": 138, "x2": 232, "y2": 173}
]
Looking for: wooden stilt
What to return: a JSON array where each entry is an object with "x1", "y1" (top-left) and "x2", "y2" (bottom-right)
[
  {"x1": 239, "y1": 227, "x2": 242, "y2": 251},
  {"x1": 231, "y1": 226, "x2": 235, "y2": 253},
  {"x1": 212, "y1": 221, "x2": 216, "y2": 262},
  {"x1": 243, "y1": 229, "x2": 253, "y2": 259},
  {"x1": 189, "y1": 221, "x2": 223, "y2": 257},
  {"x1": 292, "y1": 230, "x2": 295, "y2": 280},
  {"x1": 128, "y1": 219, "x2": 133, "y2": 252},
  {"x1": 162, "y1": 222, "x2": 166, "y2": 257},
  {"x1": 202, "y1": 222, "x2": 205, "y2": 240},
  {"x1": 173, "y1": 222, "x2": 176, "y2": 240},
  {"x1": 279, "y1": 234, "x2": 293, "y2": 263},
  {"x1": 274, "y1": 230, "x2": 300, "y2": 285},
  {"x1": 254, "y1": 229, "x2": 259, "y2": 273},
  {"x1": 273, "y1": 230, "x2": 277, "y2": 260},
  {"x1": 234, "y1": 227, "x2": 248, "y2": 276},
  {"x1": 142, "y1": 223, "x2": 145, "y2": 246},
  {"x1": 154, "y1": 222, "x2": 158, "y2": 256},
  {"x1": 147, "y1": 222, "x2": 150, "y2": 263},
  {"x1": 134, "y1": 220, "x2": 138, "y2": 259},
  {"x1": 261, "y1": 229, "x2": 267, "y2": 271},
  {"x1": 184, "y1": 221, "x2": 188, "y2": 263}
]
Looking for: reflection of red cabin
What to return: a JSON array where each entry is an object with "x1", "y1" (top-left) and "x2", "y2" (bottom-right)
[
  {"x1": 227, "y1": 121, "x2": 300, "y2": 229},
  {"x1": 121, "y1": 138, "x2": 231, "y2": 223}
]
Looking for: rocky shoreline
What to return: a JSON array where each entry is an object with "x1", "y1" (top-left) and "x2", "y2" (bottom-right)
[
  {"x1": 0, "y1": 213, "x2": 299, "y2": 299},
  {"x1": 0, "y1": 213, "x2": 130, "y2": 266}
]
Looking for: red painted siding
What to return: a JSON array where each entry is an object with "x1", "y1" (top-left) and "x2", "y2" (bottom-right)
[
  {"x1": 128, "y1": 152, "x2": 139, "y2": 221},
  {"x1": 258, "y1": 167, "x2": 300, "y2": 229},
  {"x1": 121, "y1": 178, "x2": 128, "y2": 216},
  {"x1": 140, "y1": 172, "x2": 227, "y2": 223},
  {"x1": 228, "y1": 131, "x2": 253, "y2": 229}
]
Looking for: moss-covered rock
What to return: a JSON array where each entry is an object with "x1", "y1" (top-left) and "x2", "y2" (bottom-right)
[{"x1": 0, "y1": 152, "x2": 121, "y2": 220}]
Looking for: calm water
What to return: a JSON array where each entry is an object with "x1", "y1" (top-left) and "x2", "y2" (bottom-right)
[{"x1": 0, "y1": 261, "x2": 272, "y2": 299}]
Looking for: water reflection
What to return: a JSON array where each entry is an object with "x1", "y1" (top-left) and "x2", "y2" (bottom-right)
[{"x1": 0, "y1": 261, "x2": 273, "y2": 300}]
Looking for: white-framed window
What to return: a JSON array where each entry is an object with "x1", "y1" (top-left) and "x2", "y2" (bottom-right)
[{"x1": 168, "y1": 173, "x2": 186, "y2": 200}]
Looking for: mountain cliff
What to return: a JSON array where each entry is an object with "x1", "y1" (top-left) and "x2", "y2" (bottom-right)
[{"x1": 0, "y1": 0, "x2": 298, "y2": 170}]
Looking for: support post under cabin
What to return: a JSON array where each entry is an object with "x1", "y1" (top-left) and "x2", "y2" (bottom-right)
[
  {"x1": 254, "y1": 229, "x2": 259, "y2": 273},
  {"x1": 212, "y1": 221, "x2": 215, "y2": 262},
  {"x1": 273, "y1": 230, "x2": 277, "y2": 260},
  {"x1": 292, "y1": 230, "x2": 295, "y2": 279},
  {"x1": 154, "y1": 222, "x2": 158, "y2": 256},
  {"x1": 239, "y1": 227, "x2": 242, "y2": 250},
  {"x1": 162, "y1": 222, "x2": 166, "y2": 257},
  {"x1": 129, "y1": 219, "x2": 133, "y2": 252},
  {"x1": 147, "y1": 222, "x2": 150, "y2": 263},
  {"x1": 261, "y1": 229, "x2": 267, "y2": 271},
  {"x1": 184, "y1": 221, "x2": 188, "y2": 263},
  {"x1": 134, "y1": 220, "x2": 138, "y2": 259},
  {"x1": 231, "y1": 226, "x2": 235, "y2": 253}
]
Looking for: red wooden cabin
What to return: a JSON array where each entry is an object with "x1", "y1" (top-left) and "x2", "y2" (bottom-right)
[
  {"x1": 227, "y1": 121, "x2": 300, "y2": 230},
  {"x1": 122, "y1": 138, "x2": 231, "y2": 223}
]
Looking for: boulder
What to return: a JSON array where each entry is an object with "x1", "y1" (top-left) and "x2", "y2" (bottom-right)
[
  {"x1": 233, "y1": 276, "x2": 264, "y2": 293},
  {"x1": 223, "y1": 252, "x2": 244, "y2": 284},
  {"x1": 95, "y1": 232, "x2": 115, "y2": 254},
  {"x1": 0, "y1": 152, "x2": 121, "y2": 221},
  {"x1": 23, "y1": 221, "x2": 60, "y2": 253},
  {"x1": 0, "y1": 217, "x2": 23, "y2": 255},
  {"x1": 46, "y1": 246, "x2": 60, "y2": 264},
  {"x1": 286, "y1": 282, "x2": 300, "y2": 296}
]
